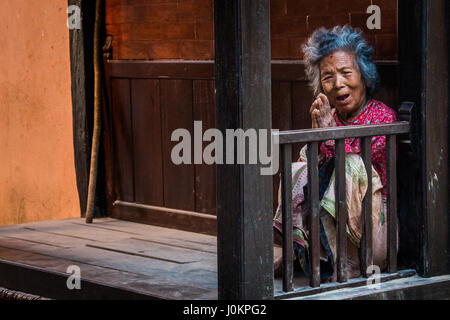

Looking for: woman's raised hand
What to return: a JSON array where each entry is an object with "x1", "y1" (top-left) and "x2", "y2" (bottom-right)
[{"x1": 310, "y1": 93, "x2": 337, "y2": 128}]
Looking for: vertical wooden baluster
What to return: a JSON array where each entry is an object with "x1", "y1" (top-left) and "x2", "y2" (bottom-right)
[
  {"x1": 335, "y1": 139, "x2": 347, "y2": 283},
  {"x1": 307, "y1": 142, "x2": 320, "y2": 287},
  {"x1": 361, "y1": 136, "x2": 373, "y2": 277},
  {"x1": 387, "y1": 135, "x2": 398, "y2": 273},
  {"x1": 280, "y1": 144, "x2": 293, "y2": 292}
]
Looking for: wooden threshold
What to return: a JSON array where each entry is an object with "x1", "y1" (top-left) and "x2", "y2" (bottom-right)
[
  {"x1": 289, "y1": 274, "x2": 450, "y2": 300},
  {"x1": 111, "y1": 201, "x2": 217, "y2": 236},
  {"x1": 275, "y1": 269, "x2": 417, "y2": 299}
]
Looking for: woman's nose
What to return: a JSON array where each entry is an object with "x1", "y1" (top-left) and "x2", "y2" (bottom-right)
[{"x1": 334, "y1": 74, "x2": 345, "y2": 89}]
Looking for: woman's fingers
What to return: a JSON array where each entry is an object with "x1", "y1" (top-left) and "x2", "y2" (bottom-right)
[
  {"x1": 314, "y1": 98, "x2": 324, "y2": 118},
  {"x1": 311, "y1": 94, "x2": 326, "y2": 113},
  {"x1": 310, "y1": 98, "x2": 319, "y2": 114},
  {"x1": 317, "y1": 93, "x2": 330, "y2": 109},
  {"x1": 311, "y1": 94, "x2": 335, "y2": 128},
  {"x1": 311, "y1": 109, "x2": 320, "y2": 128}
]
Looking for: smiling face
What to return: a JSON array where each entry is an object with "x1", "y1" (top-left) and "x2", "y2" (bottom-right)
[{"x1": 319, "y1": 50, "x2": 367, "y2": 121}]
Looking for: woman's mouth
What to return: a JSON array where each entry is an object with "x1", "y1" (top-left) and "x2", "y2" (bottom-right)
[{"x1": 336, "y1": 94, "x2": 350, "y2": 103}]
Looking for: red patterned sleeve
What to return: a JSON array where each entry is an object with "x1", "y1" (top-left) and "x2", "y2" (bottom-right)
[
  {"x1": 368, "y1": 105, "x2": 398, "y2": 189},
  {"x1": 318, "y1": 102, "x2": 398, "y2": 179}
]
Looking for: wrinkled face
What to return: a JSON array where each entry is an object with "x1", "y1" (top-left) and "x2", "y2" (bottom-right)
[{"x1": 319, "y1": 50, "x2": 367, "y2": 120}]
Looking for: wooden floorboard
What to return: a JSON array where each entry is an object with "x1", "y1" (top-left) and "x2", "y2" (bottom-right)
[
  {"x1": 0, "y1": 218, "x2": 218, "y2": 299},
  {"x1": 0, "y1": 218, "x2": 313, "y2": 299},
  {"x1": 1, "y1": 218, "x2": 425, "y2": 299}
]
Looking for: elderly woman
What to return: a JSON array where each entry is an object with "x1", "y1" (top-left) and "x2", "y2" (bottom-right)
[{"x1": 273, "y1": 25, "x2": 397, "y2": 281}]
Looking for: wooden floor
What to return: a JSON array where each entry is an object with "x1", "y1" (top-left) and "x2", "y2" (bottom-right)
[{"x1": 0, "y1": 217, "x2": 308, "y2": 300}]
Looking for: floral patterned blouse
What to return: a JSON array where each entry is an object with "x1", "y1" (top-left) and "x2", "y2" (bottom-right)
[{"x1": 316, "y1": 99, "x2": 398, "y2": 196}]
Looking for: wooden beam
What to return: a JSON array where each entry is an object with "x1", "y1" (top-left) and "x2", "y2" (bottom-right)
[
  {"x1": 276, "y1": 122, "x2": 410, "y2": 144},
  {"x1": 214, "y1": 0, "x2": 273, "y2": 299},
  {"x1": 398, "y1": 0, "x2": 449, "y2": 276},
  {"x1": 290, "y1": 274, "x2": 450, "y2": 300},
  {"x1": 274, "y1": 269, "x2": 417, "y2": 299},
  {"x1": 104, "y1": 60, "x2": 397, "y2": 82},
  {"x1": 111, "y1": 201, "x2": 217, "y2": 236}
]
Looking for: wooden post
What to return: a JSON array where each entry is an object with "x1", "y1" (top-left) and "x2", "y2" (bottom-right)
[
  {"x1": 386, "y1": 135, "x2": 398, "y2": 273},
  {"x1": 335, "y1": 139, "x2": 347, "y2": 283},
  {"x1": 307, "y1": 142, "x2": 320, "y2": 287},
  {"x1": 398, "y1": 0, "x2": 449, "y2": 276},
  {"x1": 68, "y1": 0, "x2": 106, "y2": 218},
  {"x1": 361, "y1": 136, "x2": 373, "y2": 277},
  {"x1": 280, "y1": 144, "x2": 293, "y2": 292},
  {"x1": 214, "y1": 0, "x2": 273, "y2": 299}
]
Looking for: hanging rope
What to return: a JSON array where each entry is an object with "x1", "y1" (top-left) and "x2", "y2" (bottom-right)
[{"x1": 86, "y1": 0, "x2": 103, "y2": 223}]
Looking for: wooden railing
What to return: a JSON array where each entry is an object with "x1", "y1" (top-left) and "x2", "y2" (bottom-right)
[{"x1": 273, "y1": 102, "x2": 413, "y2": 298}]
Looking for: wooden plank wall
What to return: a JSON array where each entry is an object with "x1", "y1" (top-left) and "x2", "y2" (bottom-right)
[
  {"x1": 102, "y1": 60, "x2": 398, "y2": 235},
  {"x1": 106, "y1": 64, "x2": 216, "y2": 217}
]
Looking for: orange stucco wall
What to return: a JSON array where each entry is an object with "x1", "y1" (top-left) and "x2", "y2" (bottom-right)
[{"x1": 0, "y1": 1, "x2": 80, "y2": 225}]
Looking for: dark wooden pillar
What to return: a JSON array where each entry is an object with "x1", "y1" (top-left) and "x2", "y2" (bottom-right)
[
  {"x1": 214, "y1": 0, "x2": 274, "y2": 299},
  {"x1": 398, "y1": 0, "x2": 449, "y2": 277},
  {"x1": 447, "y1": 0, "x2": 450, "y2": 275},
  {"x1": 68, "y1": 0, "x2": 106, "y2": 218},
  {"x1": 422, "y1": 0, "x2": 450, "y2": 277}
]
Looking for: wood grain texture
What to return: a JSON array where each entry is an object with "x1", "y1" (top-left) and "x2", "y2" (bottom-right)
[
  {"x1": 160, "y1": 79, "x2": 195, "y2": 212},
  {"x1": 280, "y1": 144, "x2": 293, "y2": 292},
  {"x1": 290, "y1": 274, "x2": 450, "y2": 300},
  {"x1": 272, "y1": 81, "x2": 293, "y2": 212},
  {"x1": 193, "y1": 80, "x2": 216, "y2": 215},
  {"x1": 111, "y1": 78, "x2": 135, "y2": 202},
  {"x1": 361, "y1": 136, "x2": 373, "y2": 277},
  {"x1": 335, "y1": 139, "x2": 347, "y2": 283},
  {"x1": 69, "y1": 0, "x2": 102, "y2": 217},
  {"x1": 397, "y1": 0, "x2": 424, "y2": 273},
  {"x1": 275, "y1": 269, "x2": 417, "y2": 299},
  {"x1": 386, "y1": 134, "x2": 398, "y2": 273},
  {"x1": 0, "y1": 218, "x2": 218, "y2": 300},
  {"x1": 101, "y1": 53, "x2": 115, "y2": 216},
  {"x1": 292, "y1": 81, "x2": 314, "y2": 159},
  {"x1": 214, "y1": 0, "x2": 273, "y2": 300},
  {"x1": 276, "y1": 123, "x2": 410, "y2": 144},
  {"x1": 131, "y1": 79, "x2": 164, "y2": 206},
  {"x1": 423, "y1": 0, "x2": 449, "y2": 277},
  {"x1": 398, "y1": 0, "x2": 449, "y2": 277},
  {"x1": 111, "y1": 201, "x2": 217, "y2": 236},
  {"x1": 307, "y1": 142, "x2": 320, "y2": 288}
]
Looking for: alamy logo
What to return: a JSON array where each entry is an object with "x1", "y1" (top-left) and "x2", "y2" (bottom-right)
[
  {"x1": 366, "y1": 5, "x2": 381, "y2": 30},
  {"x1": 66, "y1": 265, "x2": 81, "y2": 290},
  {"x1": 67, "y1": 5, "x2": 81, "y2": 30},
  {"x1": 366, "y1": 265, "x2": 381, "y2": 289},
  {"x1": 171, "y1": 121, "x2": 279, "y2": 176}
]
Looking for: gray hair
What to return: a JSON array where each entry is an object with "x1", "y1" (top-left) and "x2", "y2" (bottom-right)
[{"x1": 302, "y1": 25, "x2": 379, "y2": 97}]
